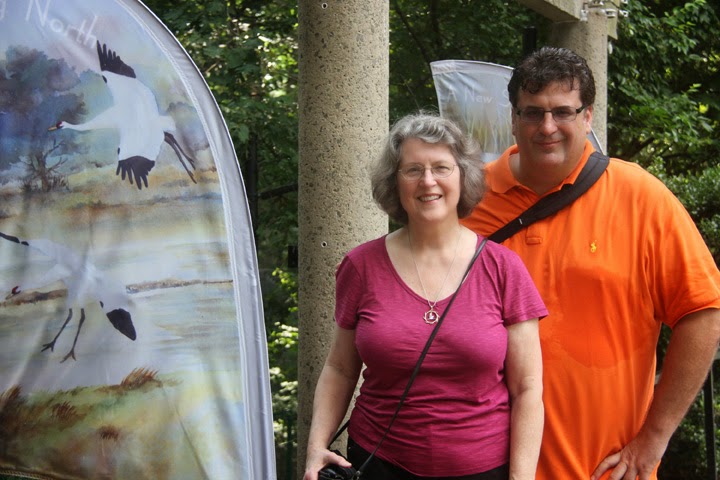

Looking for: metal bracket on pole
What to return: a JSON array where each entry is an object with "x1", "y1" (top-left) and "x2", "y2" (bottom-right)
[{"x1": 581, "y1": 0, "x2": 629, "y2": 22}]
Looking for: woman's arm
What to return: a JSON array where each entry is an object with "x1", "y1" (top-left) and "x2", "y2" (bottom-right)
[
  {"x1": 505, "y1": 318, "x2": 543, "y2": 480},
  {"x1": 303, "y1": 325, "x2": 363, "y2": 480}
]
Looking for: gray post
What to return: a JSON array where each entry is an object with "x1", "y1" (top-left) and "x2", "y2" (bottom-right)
[
  {"x1": 549, "y1": 9, "x2": 609, "y2": 151},
  {"x1": 296, "y1": 0, "x2": 389, "y2": 476}
]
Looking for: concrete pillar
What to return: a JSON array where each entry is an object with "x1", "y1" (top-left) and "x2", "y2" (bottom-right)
[
  {"x1": 296, "y1": 0, "x2": 389, "y2": 476},
  {"x1": 549, "y1": 9, "x2": 609, "y2": 151}
]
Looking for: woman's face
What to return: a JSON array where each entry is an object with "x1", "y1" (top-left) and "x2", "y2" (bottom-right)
[{"x1": 397, "y1": 138, "x2": 461, "y2": 226}]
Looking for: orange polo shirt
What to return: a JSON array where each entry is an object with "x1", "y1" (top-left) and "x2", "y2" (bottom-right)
[{"x1": 462, "y1": 141, "x2": 720, "y2": 479}]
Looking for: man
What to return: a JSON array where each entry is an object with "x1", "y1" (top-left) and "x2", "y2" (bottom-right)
[{"x1": 461, "y1": 47, "x2": 720, "y2": 480}]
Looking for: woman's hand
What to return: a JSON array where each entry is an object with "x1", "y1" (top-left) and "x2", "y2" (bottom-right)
[
  {"x1": 303, "y1": 325, "x2": 361, "y2": 480},
  {"x1": 303, "y1": 447, "x2": 353, "y2": 480}
]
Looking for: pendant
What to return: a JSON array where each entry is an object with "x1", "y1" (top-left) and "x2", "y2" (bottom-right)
[{"x1": 423, "y1": 307, "x2": 439, "y2": 325}]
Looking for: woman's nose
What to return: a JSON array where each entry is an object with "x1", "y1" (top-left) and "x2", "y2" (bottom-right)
[{"x1": 419, "y1": 168, "x2": 436, "y2": 185}]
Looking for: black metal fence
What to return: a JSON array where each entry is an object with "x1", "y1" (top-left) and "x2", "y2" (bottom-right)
[{"x1": 702, "y1": 355, "x2": 718, "y2": 480}]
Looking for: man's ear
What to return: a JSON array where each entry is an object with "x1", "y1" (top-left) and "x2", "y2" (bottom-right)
[{"x1": 583, "y1": 104, "x2": 594, "y2": 135}]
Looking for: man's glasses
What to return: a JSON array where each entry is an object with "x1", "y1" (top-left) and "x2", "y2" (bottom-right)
[
  {"x1": 397, "y1": 163, "x2": 456, "y2": 181},
  {"x1": 515, "y1": 105, "x2": 587, "y2": 124}
]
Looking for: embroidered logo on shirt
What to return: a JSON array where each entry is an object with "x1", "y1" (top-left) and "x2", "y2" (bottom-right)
[{"x1": 590, "y1": 241, "x2": 598, "y2": 253}]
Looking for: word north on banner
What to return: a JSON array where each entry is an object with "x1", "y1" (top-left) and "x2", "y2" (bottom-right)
[{"x1": 23, "y1": 0, "x2": 99, "y2": 47}]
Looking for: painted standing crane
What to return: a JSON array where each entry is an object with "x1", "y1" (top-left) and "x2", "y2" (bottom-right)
[{"x1": 1, "y1": 231, "x2": 136, "y2": 362}]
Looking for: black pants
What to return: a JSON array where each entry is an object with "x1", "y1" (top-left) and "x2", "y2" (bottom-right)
[{"x1": 347, "y1": 437, "x2": 509, "y2": 480}]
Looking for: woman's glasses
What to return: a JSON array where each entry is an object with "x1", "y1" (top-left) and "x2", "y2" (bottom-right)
[{"x1": 397, "y1": 163, "x2": 456, "y2": 181}]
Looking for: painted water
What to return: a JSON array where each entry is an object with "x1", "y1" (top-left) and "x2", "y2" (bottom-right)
[{"x1": 0, "y1": 165, "x2": 259, "y2": 478}]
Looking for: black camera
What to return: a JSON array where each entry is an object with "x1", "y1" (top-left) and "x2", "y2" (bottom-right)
[
  {"x1": 317, "y1": 450, "x2": 357, "y2": 480},
  {"x1": 317, "y1": 463, "x2": 357, "y2": 480}
]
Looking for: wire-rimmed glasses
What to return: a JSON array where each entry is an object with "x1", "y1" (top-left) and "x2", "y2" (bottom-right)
[{"x1": 397, "y1": 163, "x2": 456, "y2": 181}]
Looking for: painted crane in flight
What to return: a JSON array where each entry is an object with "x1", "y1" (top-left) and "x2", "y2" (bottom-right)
[
  {"x1": 49, "y1": 41, "x2": 197, "y2": 190},
  {"x1": 1, "y1": 231, "x2": 136, "y2": 362}
]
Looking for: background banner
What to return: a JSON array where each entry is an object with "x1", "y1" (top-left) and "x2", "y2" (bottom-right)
[
  {"x1": 431, "y1": 60, "x2": 515, "y2": 164},
  {"x1": 0, "y1": 1, "x2": 275, "y2": 478},
  {"x1": 431, "y1": 59, "x2": 604, "y2": 161}
]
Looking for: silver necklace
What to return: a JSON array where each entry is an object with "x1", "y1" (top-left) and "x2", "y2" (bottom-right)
[{"x1": 408, "y1": 228, "x2": 462, "y2": 325}]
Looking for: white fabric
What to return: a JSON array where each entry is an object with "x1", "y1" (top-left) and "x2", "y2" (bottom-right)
[{"x1": 0, "y1": 1, "x2": 275, "y2": 478}]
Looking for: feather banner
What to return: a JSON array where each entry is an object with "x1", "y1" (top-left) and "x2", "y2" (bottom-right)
[{"x1": 0, "y1": 1, "x2": 275, "y2": 478}]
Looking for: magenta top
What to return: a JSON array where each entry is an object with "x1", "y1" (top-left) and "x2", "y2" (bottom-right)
[{"x1": 335, "y1": 234, "x2": 547, "y2": 476}]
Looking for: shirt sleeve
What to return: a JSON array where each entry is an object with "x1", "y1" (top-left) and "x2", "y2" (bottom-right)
[
  {"x1": 500, "y1": 248, "x2": 548, "y2": 326},
  {"x1": 335, "y1": 253, "x2": 364, "y2": 329},
  {"x1": 644, "y1": 178, "x2": 720, "y2": 328}
]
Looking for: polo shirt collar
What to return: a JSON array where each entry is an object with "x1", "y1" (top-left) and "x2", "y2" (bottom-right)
[{"x1": 488, "y1": 140, "x2": 596, "y2": 195}]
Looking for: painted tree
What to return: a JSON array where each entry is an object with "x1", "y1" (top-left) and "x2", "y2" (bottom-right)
[{"x1": 0, "y1": 46, "x2": 88, "y2": 192}]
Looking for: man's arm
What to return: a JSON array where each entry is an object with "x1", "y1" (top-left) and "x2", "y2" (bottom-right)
[{"x1": 592, "y1": 307, "x2": 720, "y2": 480}]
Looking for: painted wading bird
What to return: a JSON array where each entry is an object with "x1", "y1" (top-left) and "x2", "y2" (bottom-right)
[
  {"x1": 1, "y1": 231, "x2": 136, "y2": 362},
  {"x1": 49, "y1": 41, "x2": 197, "y2": 190}
]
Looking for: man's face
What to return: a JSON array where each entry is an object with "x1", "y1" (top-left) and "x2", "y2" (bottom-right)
[{"x1": 511, "y1": 81, "x2": 593, "y2": 181}]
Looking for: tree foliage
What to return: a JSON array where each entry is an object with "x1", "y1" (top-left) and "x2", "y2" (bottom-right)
[{"x1": 608, "y1": 0, "x2": 719, "y2": 174}]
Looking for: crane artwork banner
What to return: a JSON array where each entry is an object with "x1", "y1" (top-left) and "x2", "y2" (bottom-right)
[{"x1": 0, "y1": 1, "x2": 276, "y2": 479}]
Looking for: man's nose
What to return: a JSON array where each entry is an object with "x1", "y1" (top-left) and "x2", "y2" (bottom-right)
[{"x1": 538, "y1": 111, "x2": 559, "y2": 134}]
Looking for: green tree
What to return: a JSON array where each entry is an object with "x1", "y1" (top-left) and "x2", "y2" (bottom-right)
[{"x1": 608, "y1": 0, "x2": 720, "y2": 175}]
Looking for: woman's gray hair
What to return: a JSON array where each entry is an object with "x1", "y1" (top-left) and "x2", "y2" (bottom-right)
[{"x1": 371, "y1": 112, "x2": 485, "y2": 225}]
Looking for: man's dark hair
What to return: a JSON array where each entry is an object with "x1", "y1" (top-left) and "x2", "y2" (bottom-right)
[{"x1": 508, "y1": 47, "x2": 596, "y2": 108}]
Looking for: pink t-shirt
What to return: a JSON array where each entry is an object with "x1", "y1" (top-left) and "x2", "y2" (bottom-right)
[{"x1": 336, "y1": 234, "x2": 547, "y2": 476}]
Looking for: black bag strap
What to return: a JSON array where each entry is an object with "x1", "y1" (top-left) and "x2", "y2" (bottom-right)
[
  {"x1": 329, "y1": 238, "x2": 489, "y2": 479},
  {"x1": 488, "y1": 151, "x2": 609, "y2": 244}
]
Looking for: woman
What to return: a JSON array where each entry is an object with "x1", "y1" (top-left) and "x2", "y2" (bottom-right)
[{"x1": 303, "y1": 113, "x2": 546, "y2": 480}]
